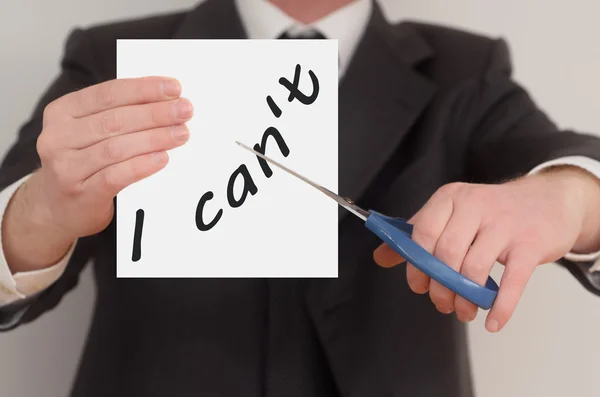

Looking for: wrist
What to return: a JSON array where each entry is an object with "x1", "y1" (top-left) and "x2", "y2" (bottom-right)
[
  {"x1": 536, "y1": 165, "x2": 600, "y2": 254},
  {"x1": 25, "y1": 170, "x2": 76, "y2": 239},
  {"x1": 3, "y1": 171, "x2": 75, "y2": 273}
]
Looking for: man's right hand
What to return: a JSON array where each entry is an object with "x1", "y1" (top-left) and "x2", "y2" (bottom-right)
[{"x1": 2, "y1": 77, "x2": 193, "y2": 273}]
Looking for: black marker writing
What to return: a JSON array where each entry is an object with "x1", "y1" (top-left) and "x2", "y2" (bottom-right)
[
  {"x1": 266, "y1": 95, "x2": 282, "y2": 118},
  {"x1": 227, "y1": 164, "x2": 259, "y2": 208},
  {"x1": 194, "y1": 63, "x2": 319, "y2": 232},
  {"x1": 196, "y1": 191, "x2": 223, "y2": 231},
  {"x1": 278, "y1": 64, "x2": 320, "y2": 105},
  {"x1": 131, "y1": 209, "x2": 144, "y2": 262},
  {"x1": 253, "y1": 127, "x2": 290, "y2": 178}
]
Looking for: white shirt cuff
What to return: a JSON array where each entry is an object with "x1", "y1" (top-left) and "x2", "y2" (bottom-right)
[
  {"x1": 0, "y1": 174, "x2": 75, "y2": 306},
  {"x1": 529, "y1": 156, "x2": 600, "y2": 271}
]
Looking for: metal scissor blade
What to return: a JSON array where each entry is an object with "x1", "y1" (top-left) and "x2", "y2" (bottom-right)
[{"x1": 235, "y1": 141, "x2": 370, "y2": 221}]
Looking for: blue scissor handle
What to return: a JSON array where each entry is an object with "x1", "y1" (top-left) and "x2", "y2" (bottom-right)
[{"x1": 365, "y1": 210, "x2": 499, "y2": 310}]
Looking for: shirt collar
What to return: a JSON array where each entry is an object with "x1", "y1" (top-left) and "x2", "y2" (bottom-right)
[{"x1": 234, "y1": 0, "x2": 373, "y2": 77}]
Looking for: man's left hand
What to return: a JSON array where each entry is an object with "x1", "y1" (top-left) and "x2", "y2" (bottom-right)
[{"x1": 373, "y1": 167, "x2": 600, "y2": 332}]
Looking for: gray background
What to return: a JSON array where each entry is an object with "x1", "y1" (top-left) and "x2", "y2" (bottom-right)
[{"x1": 1, "y1": 1, "x2": 599, "y2": 396}]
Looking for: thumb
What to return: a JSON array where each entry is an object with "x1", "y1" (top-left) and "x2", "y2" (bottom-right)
[{"x1": 373, "y1": 243, "x2": 406, "y2": 268}]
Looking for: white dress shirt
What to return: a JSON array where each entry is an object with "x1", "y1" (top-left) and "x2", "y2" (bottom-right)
[{"x1": 1, "y1": 0, "x2": 599, "y2": 308}]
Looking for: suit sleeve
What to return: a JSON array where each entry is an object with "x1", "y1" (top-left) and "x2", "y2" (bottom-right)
[
  {"x1": 465, "y1": 38, "x2": 600, "y2": 182},
  {"x1": 464, "y1": 38, "x2": 600, "y2": 295},
  {"x1": 0, "y1": 28, "x2": 103, "y2": 330}
]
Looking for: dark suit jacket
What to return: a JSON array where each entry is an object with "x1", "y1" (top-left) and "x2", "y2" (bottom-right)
[{"x1": 2, "y1": 1, "x2": 600, "y2": 396}]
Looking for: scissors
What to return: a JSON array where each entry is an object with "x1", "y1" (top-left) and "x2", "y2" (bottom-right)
[{"x1": 236, "y1": 141, "x2": 499, "y2": 310}]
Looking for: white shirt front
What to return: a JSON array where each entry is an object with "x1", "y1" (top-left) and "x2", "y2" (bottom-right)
[
  {"x1": 0, "y1": 0, "x2": 600, "y2": 310},
  {"x1": 235, "y1": 0, "x2": 372, "y2": 77}
]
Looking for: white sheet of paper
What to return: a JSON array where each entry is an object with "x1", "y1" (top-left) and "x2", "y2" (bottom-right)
[{"x1": 116, "y1": 39, "x2": 338, "y2": 278}]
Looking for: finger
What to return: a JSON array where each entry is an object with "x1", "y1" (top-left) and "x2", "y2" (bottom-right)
[
  {"x1": 453, "y1": 227, "x2": 507, "y2": 323},
  {"x1": 485, "y1": 247, "x2": 538, "y2": 333},
  {"x1": 373, "y1": 243, "x2": 406, "y2": 268},
  {"x1": 429, "y1": 205, "x2": 481, "y2": 314},
  {"x1": 406, "y1": 186, "x2": 456, "y2": 298},
  {"x1": 70, "y1": 98, "x2": 193, "y2": 149},
  {"x1": 60, "y1": 77, "x2": 181, "y2": 118},
  {"x1": 73, "y1": 124, "x2": 189, "y2": 180},
  {"x1": 84, "y1": 151, "x2": 169, "y2": 199},
  {"x1": 406, "y1": 263, "x2": 429, "y2": 294}
]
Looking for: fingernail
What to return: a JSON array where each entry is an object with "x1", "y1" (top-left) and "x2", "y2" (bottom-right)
[
  {"x1": 162, "y1": 79, "x2": 181, "y2": 98},
  {"x1": 457, "y1": 313, "x2": 474, "y2": 323},
  {"x1": 487, "y1": 319, "x2": 500, "y2": 332},
  {"x1": 153, "y1": 152, "x2": 167, "y2": 163},
  {"x1": 175, "y1": 99, "x2": 193, "y2": 119},
  {"x1": 171, "y1": 125, "x2": 189, "y2": 141},
  {"x1": 436, "y1": 306, "x2": 454, "y2": 314}
]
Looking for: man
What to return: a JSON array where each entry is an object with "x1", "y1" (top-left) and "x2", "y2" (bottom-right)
[{"x1": 1, "y1": 0, "x2": 600, "y2": 395}]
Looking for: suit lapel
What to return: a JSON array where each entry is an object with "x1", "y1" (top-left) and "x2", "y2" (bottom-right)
[{"x1": 337, "y1": 4, "x2": 436, "y2": 221}]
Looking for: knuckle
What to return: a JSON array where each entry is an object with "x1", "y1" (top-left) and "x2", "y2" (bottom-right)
[
  {"x1": 435, "y1": 244, "x2": 463, "y2": 264},
  {"x1": 95, "y1": 84, "x2": 117, "y2": 108},
  {"x1": 510, "y1": 231, "x2": 538, "y2": 249},
  {"x1": 99, "y1": 113, "x2": 123, "y2": 135},
  {"x1": 36, "y1": 133, "x2": 54, "y2": 161},
  {"x1": 147, "y1": 130, "x2": 164, "y2": 149},
  {"x1": 462, "y1": 256, "x2": 491, "y2": 276},
  {"x1": 464, "y1": 187, "x2": 487, "y2": 208},
  {"x1": 42, "y1": 101, "x2": 60, "y2": 123},
  {"x1": 150, "y1": 103, "x2": 165, "y2": 126},
  {"x1": 102, "y1": 168, "x2": 119, "y2": 190},
  {"x1": 435, "y1": 237, "x2": 464, "y2": 265},
  {"x1": 438, "y1": 182, "x2": 469, "y2": 198},
  {"x1": 412, "y1": 223, "x2": 439, "y2": 244},
  {"x1": 509, "y1": 243, "x2": 541, "y2": 264},
  {"x1": 102, "y1": 138, "x2": 124, "y2": 162},
  {"x1": 438, "y1": 182, "x2": 458, "y2": 196},
  {"x1": 501, "y1": 267, "x2": 525, "y2": 287},
  {"x1": 132, "y1": 79, "x2": 149, "y2": 100}
]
